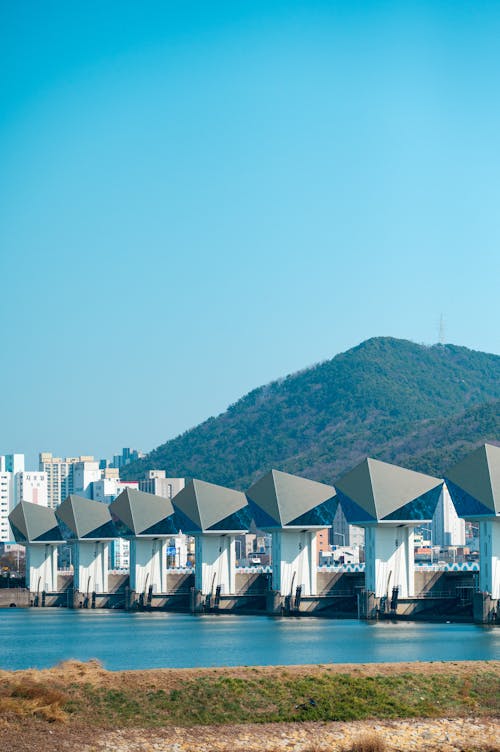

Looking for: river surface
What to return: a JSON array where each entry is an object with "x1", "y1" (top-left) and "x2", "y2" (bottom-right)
[{"x1": 0, "y1": 610, "x2": 498, "y2": 671}]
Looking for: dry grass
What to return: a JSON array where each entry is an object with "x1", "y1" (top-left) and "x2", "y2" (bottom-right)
[
  {"x1": 0, "y1": 679, "x2": 69, "y2": 723},
  {"x1": 342, "y1": 733, "x2": 386, "y2": 752}
]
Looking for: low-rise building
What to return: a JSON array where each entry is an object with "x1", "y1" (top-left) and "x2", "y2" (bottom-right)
[{"x1": 139, "y1": 470, "x2": 185, "y2": 499}]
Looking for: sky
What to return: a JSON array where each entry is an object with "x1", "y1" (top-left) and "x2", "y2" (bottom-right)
[{"x1": 1, "y1": 1, "x2": 500, "y2": 468}]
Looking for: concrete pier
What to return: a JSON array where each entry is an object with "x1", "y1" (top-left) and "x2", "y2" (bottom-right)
[
  {"x1": 364, "y1": 525, "x2": 415, "y2": 598},
  {"x1": 8, "y1": 501, "x2": 63, "y2": 595},
  {"x1": 246, "y1": 469, "x2": 337, "y2": 605},
  {"x1": 110, "y1": 488, "x2": 178, "y2": 606},
  {"x1": 446, "y1": 443, "x2": 500, "y2": 623},
  {"x1": 129, "y1": 537, "x2": 168, "y2": 593},
  {"x1": 271, "y1": 529, "x2": 318, "y2": 596},
  {"x1": 336, "y1": 458, "x2": 443, "y2": 615},
  {"x1": 26, "y1": 543, "x2": 59, "y2": 593},
  {"x1": 173, "y1": 479, "x2": 251, "y2": 607},
  {"x1": 194, "y1": 534, "x2": 236, "y2": 596},
  {"x1": 478, "y1": 519, "x2": 500, "y2": 598},
  {"x1": 56, "y1": 495, "x2": 118, "y2": 599},
  {"x1": 72, "y1": 540, "x2": 109, "y2": 594}
]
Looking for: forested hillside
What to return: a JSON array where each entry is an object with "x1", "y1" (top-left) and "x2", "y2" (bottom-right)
[{"x1": 122, "y1": 337, "x2": 500, "y2": 488}]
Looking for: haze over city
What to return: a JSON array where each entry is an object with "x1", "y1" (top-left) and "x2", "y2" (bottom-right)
[{"x1": 1, "y1": 1, "x2": 500, "y2": 465}]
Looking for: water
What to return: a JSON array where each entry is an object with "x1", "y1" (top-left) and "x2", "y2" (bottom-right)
[{"x1": 0, "y1": 610, "x2": 498, "y2": 671}]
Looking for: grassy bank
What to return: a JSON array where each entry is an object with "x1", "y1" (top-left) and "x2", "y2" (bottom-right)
[{"x1": 0, "y1": 660, "x2": 498, "y2": 729}]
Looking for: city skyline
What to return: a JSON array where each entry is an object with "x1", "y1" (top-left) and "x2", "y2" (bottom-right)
[{"x1": 2, "y1": 2, "x2": 500, "y2": 464}]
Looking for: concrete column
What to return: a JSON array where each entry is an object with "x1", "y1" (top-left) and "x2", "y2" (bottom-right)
[
  {"x1": 190, "y1": 587, "x2": 203, "y2": 613},
  {"x1": 26, "y1": 544, "x2": 58, "y2": 593},
  {"x1": 194, "y1": 534, "x2": 235, "y2": 595},
  {"x1": 73, "y1": 541, "x2": 109, "y2": 594},
  {"x1": 129, "y1": 538, "x2": 168, "y2": 594},
  {"x1": 271, "y1": 530, "x2": 317, "y2": 597},
  {"x1": 266, "y1": 590, "x2": 283, "y2": 615},
  {"x1": 479, "y1": 519, "x2": 500, "y2": 598},
  {"x1": 357, "y1": 590, "x2": 380, "y2": 620},
  {"x1": 473, "y1": 591, "x2": 498, "y2": 624},
  {"x1": 364, "y1": 525, "x2": 415, "y2": 598}
]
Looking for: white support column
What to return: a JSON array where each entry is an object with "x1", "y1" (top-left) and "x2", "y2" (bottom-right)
[
  {"x1": 271, "y1": 530, "x2": 317, "y2": 597},
  {"x1": 194, "y1": 534, "x2": 234, "y2": 595},
  {"x1": 479, "y1": 520, "x2": 500, "y2": 598},
  {"x1": 364, "y1": 525, "x2": 415, "y2": 598},
  {"x1": 129, "y1": 538, "x2": 167, "y2": 594},
  {"x1": 74, "y1": 541, "x2": 109, "y2": 594},
  {"x1": 26, "y1": 544, "x2": 58, "y2": 593},
  {"x1": 160, "y1": 538, "x2": 168, "y2": 593}
]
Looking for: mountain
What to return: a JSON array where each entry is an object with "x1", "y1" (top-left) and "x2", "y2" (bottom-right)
[{"x1": 122, "y1": 337, "x2": 500, "y2": 488}]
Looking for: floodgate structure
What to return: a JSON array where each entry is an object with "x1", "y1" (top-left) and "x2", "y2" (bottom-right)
[{"x1": 6, "y1": 444, "x2": 500, "y2": 624}]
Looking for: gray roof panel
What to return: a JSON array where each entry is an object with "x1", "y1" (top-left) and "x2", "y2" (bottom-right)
[
  {"x1": 9, "y1": 501, "x2": 63, "y2": 544},
  {"x1": 110, "y1": 488, "x2": 177, "y2": 537},
  {"x1": 245, "y1": 471, "x2": 282, "y2": 526},
  {"x1": 56, "y1": 495, "x2": 117, "y2": 540},
  {"x1": 173, "y1": 479, "x2": 249, "y2": 533},
  {"x1": 334, "y1": 461, "x2": 377, "y2": 520},
  {"x1": 445, "y1": 443, "x2": 500, "y2": 518},
  {"x1": 336, "y1": 458, "x2": 442, "y2": 523},
  {"x1": 246, "y1": 470, "x2": 337, "y2": 529}
]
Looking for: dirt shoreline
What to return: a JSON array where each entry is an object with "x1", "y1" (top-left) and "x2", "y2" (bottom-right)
[{"x1": 4, "y1": 657, "x2": 498, "y2": 682}]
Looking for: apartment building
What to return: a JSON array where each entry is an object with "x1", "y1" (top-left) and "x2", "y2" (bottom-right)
[
  {"x1": 0, "y1": 472, "x2": 11, "y2": 542},
  {"x1": 39, "y1": 452, "x2": 94, "y2": 508}
]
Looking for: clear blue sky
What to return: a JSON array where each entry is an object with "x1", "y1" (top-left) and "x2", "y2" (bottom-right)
[{"x1": 1, "y1": 1, "x2": 500, "y2": 467}]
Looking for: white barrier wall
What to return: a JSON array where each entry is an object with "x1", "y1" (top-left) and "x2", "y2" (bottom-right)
[
  {"x1": 194, "y1": 534, "x2": 235, "y2": 595},
  {"x1": 73, "y1": 541, "x2": 109, "y2": 594},
  {"x1": 271, "y1": 530, "x2": 317, "y2": 596},
  {"x1": 129, "y1": 538, "x2": 167, "y2": 594},
  {"x1": 26, "y1": 544, "x2": 58, "y2": 592},
  {"x1": 479, "y1": 520, "x2": 500, "y2": 598},
  {"x1": 364, "y1": 525, "x2": 415, "y2": 598}
]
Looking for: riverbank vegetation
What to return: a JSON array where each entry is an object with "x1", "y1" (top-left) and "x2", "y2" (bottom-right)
[{"x1": 0, "y1": 660, "x2": 498, "y2": 729}]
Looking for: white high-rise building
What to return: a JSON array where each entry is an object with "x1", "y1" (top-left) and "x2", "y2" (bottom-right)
[
  {"x1": 0, "y1": 472, "x2": 12, "y2": 542},
  {"x1": 72, "y1": 461, "x2": 102, "y2": 498},
  {"x1": 15, "y1": 472, "x2": 48, "y2": 507},
  {"x1": 1, "y1": 454, "x2": 25, "y2": 475},
  {"x1": 0, "y1": 455, "x2": 25, "y2": 542},
  {"x1": 39, "y1": 453, "x2": 94, "y2": 508},
  {"x1": 432, "y1": 484, "x2": 466, "y2": 547}
]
